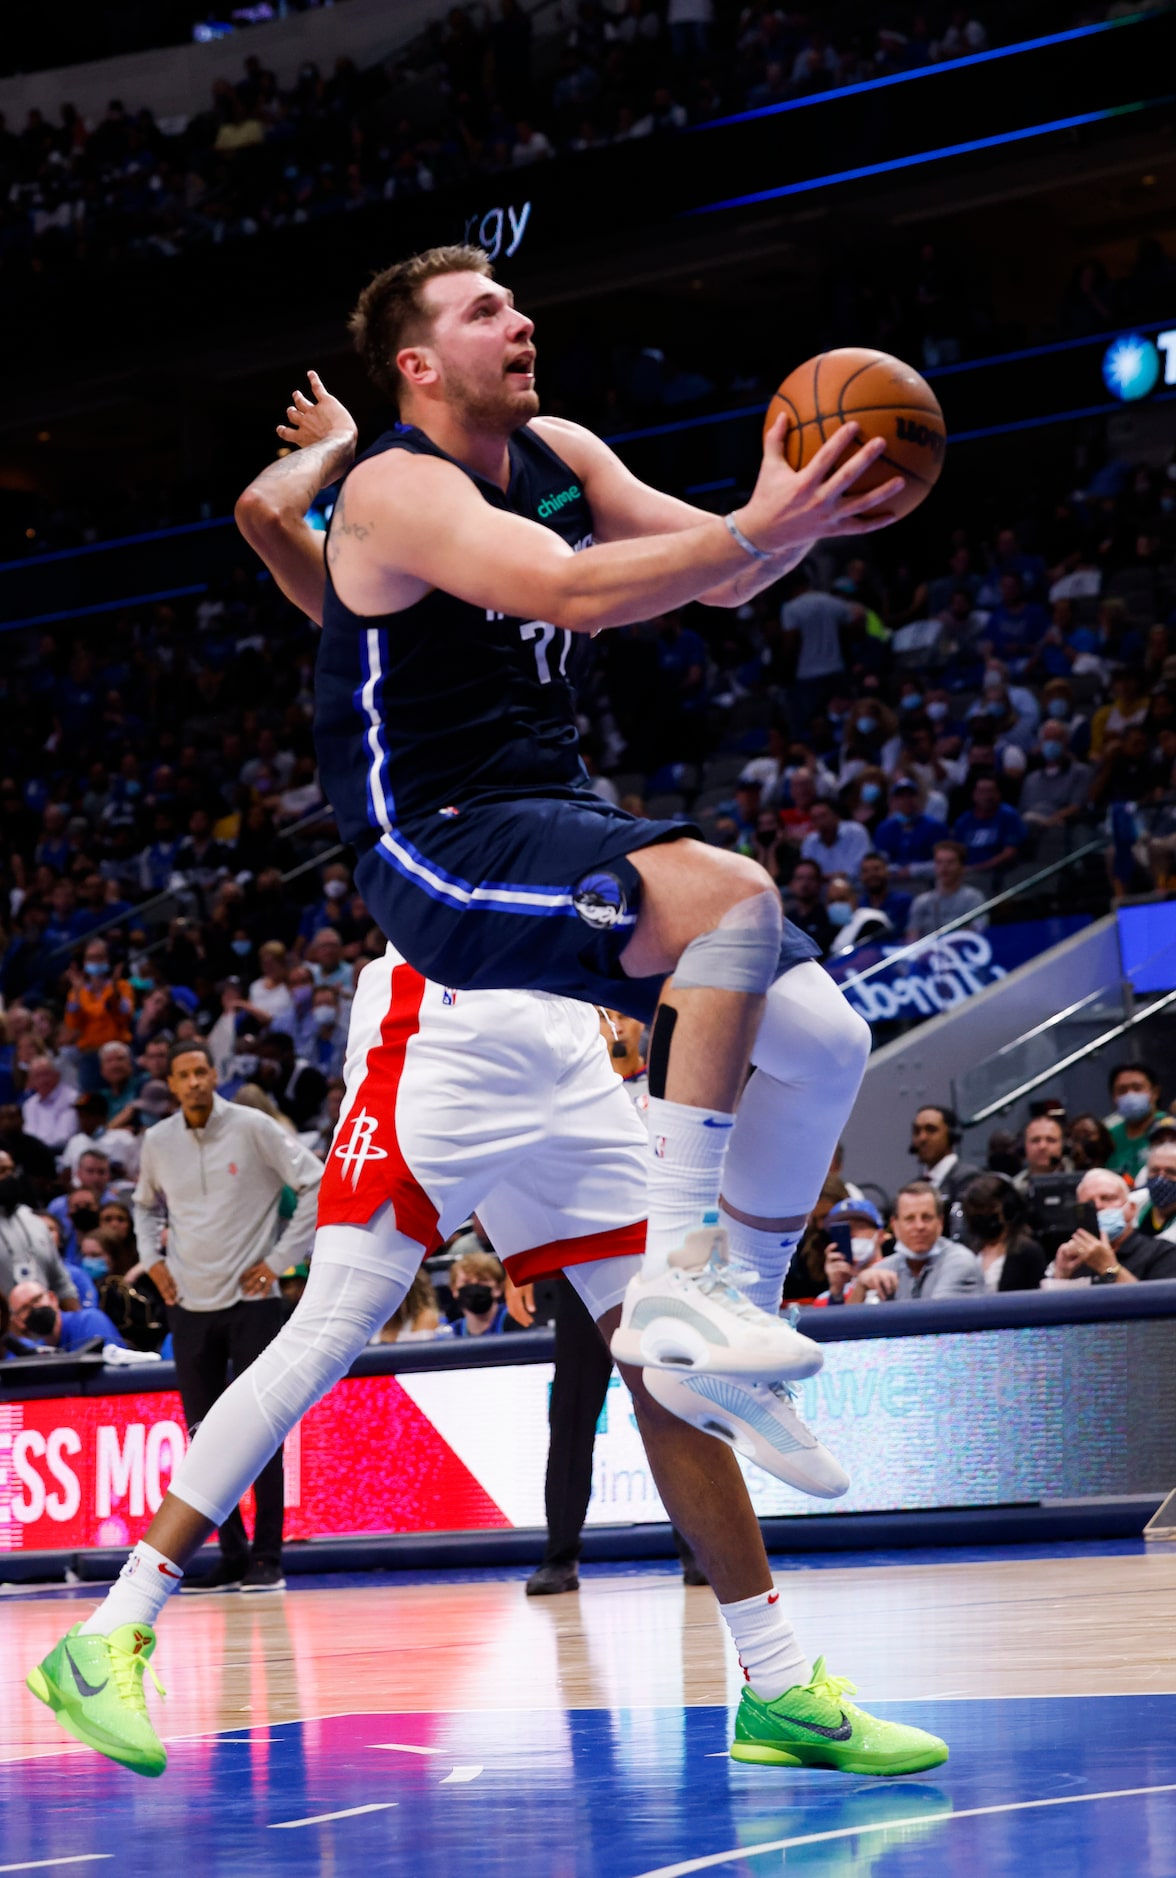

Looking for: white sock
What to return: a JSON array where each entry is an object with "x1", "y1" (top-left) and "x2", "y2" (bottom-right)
[
  {"x1": 719, "y1": 1586, "x2": 811, "y2": 1702},
  {"x1": 643, "y1": 1096, "x2": 735, "y2": 1273},
  {"x1": 721, "y1": 1214, "x2": 803, "y2": 1314},
  {"x1": 78, "y1": 1540, "x2": 184, "y2": 1637}
]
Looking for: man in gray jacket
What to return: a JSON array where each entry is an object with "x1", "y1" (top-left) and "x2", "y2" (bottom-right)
[
  {"x1": 848, "y1": 1179, "x2": 983, "y2": 1301},
  {"x1": 134, "y1": 1040, "x2": 322, "y2": 1591}
]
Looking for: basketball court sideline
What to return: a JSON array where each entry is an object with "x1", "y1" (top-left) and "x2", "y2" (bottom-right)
[{"x1": 3, "y1": 1541, "x2": 1175, "y2": 1876}]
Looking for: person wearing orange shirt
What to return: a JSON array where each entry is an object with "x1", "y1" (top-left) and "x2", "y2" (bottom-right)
[{"x1": 63, "y1": 939, "x2": 134, "y2": 1078}]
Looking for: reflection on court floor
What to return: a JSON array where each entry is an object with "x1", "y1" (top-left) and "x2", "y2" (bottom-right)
[{"x1": 3, "y1": 1547, "x2": 1175, "y2": 1875}]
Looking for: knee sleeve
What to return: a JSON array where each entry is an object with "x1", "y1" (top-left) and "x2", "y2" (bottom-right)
[
  {"x1": 170, "y1": 1222, "x2": 416, "y2": 1528},
  {"x1": 721, "y1": 963, "x2": 871, "y2": 1223},
  {"x1": 673, "y1": 889, "x2": 783, "y2": 996},
  {"x1": 752, "y1": 960, "x2": 871, "y2": 1094}
]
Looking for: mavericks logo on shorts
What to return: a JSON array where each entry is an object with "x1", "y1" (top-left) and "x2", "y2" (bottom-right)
[
  {"x1": 573, "y1": 870, "x2": 627, "y2": 930},
  {"x1": 333, "y1": 1107, "x2": 388, "y2": 1188}
]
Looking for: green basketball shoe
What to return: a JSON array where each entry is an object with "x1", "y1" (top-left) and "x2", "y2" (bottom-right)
[
  {"x1": 27, "y1": 1621, "x2": 167, "y2": 1777},
  {"x1": 731, "y1": 1656, "x2": 948, "y2": 1776}
]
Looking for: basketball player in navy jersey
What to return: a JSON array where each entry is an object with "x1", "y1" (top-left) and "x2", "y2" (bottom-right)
[
  {"x1": 27, "y1": 375, "x2": 947, "y2": 1784},
  {"x1": 312, "y1": 245, "x2": 901, "y2": 1404}
]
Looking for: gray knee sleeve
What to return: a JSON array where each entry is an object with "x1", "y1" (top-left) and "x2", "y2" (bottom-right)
[{"x1": 673, "y1": 890, "x2": 783, "y2": 996}]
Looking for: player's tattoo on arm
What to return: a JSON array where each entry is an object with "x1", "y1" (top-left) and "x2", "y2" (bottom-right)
[{"x1": 326, "y1": 482, "x2": 373, "y2": 565}]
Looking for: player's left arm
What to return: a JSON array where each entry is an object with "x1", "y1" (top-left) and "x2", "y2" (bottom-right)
[
  {"x1": 235, "y1": 371, "x2": 359, "y2": 625},
  {"x1": 532, "y1": 415, "x2": 812, "y2": 608}
]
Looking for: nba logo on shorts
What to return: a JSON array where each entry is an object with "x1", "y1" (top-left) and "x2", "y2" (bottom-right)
[
  {"x1": 333, "y1": 1107, "x2": 388, "y2": 1188},
  {"x1": 654, "y1": 1134, "x2": 667, "y2": 1159},
  {"x1": 442, "y1": 988, "x2": 459, "y2": 1005},
  {"x1": 573, "y1": 870, "x2": 627, "y2": 929}
]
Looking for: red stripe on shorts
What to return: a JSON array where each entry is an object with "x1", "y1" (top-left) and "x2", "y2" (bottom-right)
[
  {"x1": 316, "y1": 962, "x2": 443, "y2": 1250},
  {"x1": 504, "y1": 1218, "x2": 646, "y2": 1287}
]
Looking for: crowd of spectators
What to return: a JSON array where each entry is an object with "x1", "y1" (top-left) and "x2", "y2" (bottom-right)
[
  {"x1": 3, "y1": 0, "x2": 1170, "y2": 385},
  {"x1": 790, "y1": 1069, "x2": 1176, "y2": 1304}
]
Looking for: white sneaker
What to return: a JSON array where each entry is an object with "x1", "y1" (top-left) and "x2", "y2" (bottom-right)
[
  {"x1": 609, "y1": 1214, "x2": 823, "y2": 1382},
  {"x1": 642, "y1": 1366, "x2": 849, "y2": 1499}
]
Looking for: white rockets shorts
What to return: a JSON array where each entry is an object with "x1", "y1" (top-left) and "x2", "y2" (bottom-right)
[{"x1": 316, "y1": 945, "x2": 648, "y2": 1284}]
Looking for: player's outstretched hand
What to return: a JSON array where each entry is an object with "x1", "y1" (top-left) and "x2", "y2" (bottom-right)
[
  {"x1": 735, "y1": 414, "x2": 905, "y2": 555},
  {"x1": 277, "y1": 370, "x2": 358, "y2": 458}
]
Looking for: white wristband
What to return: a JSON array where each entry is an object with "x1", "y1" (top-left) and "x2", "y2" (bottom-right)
[{"x1": 724, "y1": 512, "x2": 772, "y2": 563}]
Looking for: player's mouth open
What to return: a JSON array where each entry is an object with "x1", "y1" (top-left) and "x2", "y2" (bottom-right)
[{"x1": 506, "y1": 354, "x2": 536, "y2": 377}]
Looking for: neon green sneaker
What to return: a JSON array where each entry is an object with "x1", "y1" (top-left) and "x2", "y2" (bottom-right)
[
  {"x1": 26, "y1": 1622, "x2": 166, "y2": 1778},
  {"x1": 731, "y1": 1656, "x2": 948, "y2": 1776}
]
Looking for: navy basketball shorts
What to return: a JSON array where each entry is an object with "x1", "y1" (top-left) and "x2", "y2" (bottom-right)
[{"x1": 353, "y1": 791, "x2": 820, "y2": 1025}]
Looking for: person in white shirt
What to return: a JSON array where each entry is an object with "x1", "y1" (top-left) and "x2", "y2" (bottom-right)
[
  {"x1": 800, "y1": 801, "x2": 871, "y2": 884},
  {"x1": 21, "y1": 1055, "x2": 79, "y2": 1152},
  {"x1": 247, "y1": 940, "x2": 294, "y2": 1022}
]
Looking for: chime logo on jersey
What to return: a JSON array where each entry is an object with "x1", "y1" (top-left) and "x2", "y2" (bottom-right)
[{"x1": 333, "y1": 1108, "x2": 388, "y2": 1187}]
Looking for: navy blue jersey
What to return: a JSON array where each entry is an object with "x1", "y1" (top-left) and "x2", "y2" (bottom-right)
[{"x1": 315, "y1": 422, "x2": 596, "y2": 845}]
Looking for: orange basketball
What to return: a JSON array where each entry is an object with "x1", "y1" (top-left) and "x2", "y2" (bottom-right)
[{"x1": 763, "y1": 347, "x2": 946, "y2": 521}]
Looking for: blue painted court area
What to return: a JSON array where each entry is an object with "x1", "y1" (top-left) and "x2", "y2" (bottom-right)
[{"x1": 5, "y1": 1693, "x2": 1176, "y2": 1877}]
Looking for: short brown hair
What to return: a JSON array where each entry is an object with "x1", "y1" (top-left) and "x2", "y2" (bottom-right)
[
  {"x1": 349, "y1": 245, "x2": 494, "y2": 406},
  {"x1": 933, "y1": 840, "x2": 967, "y2": 864},
  {"x1": 893, "y1": 1179, "x2": 945, "y2": 1217}
]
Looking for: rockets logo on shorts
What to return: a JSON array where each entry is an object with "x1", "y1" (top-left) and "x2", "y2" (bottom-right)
[{"x1": 332, "y1": 1107, "x2": 389, "y2": 1188}]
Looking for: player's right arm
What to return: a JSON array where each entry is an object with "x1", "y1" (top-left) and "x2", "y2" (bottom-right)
[{"x1": 329, "y1": 417, "x2": 901, "y2": 635}]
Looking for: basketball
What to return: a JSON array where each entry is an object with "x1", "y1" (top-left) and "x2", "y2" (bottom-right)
[{"x1": 764, "y1": 347, "x2": 946, "y2": 520}]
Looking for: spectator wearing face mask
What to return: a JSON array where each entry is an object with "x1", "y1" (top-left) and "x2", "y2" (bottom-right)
[
  {"x1": 1045, "y1": 1167, "x2": 1176, "y2": 1285},
  {"x1": 817, "y1": 1197, "x2": 887, "y2": 1304},
  {"x1": 1104, "y1": 1062, "x2": 1169, "y2": 1182},
  {"x1": 959, "y1": 1175, "x2": 1048, "y2": 1292},
  {"x1": 448, "y1": 1244, "x2": 526, "y2": 1337},
  {"x1": 0, "y1": 1150, "x2": 80, "y2": 1307},
  {"x1": 1019, "y1": 722, "x2": 1093, "y2": 835},
  {"x1": 848, "y1": 1181, "x2": 983, "y2": 1301},
  {"x1": 1132, "y1": 1138, "x2": 1176, "y2": 1247},
  {"x1": 62, "y1": 941, "x2": 135, "y2": 1076},
  {"x1": 248, "y1": 941, "x2": 293, "y2": 1022},
  {"x1": 303, "y1": 986, "x2": 347, "y2": 1077},
  {"x1": 7, "y1": 1281, "x2": 126, "y2": 1353},
  {"x1": 1067, "y1": 1112, "x2": 1115, "y2": 1172},
  {"x1": 872, "y1": 778, "x2": 948, "y2": 882},
  {"x1": 824, "y1": 875, "x2": 892, "y2": 953},
  {"x1": 297, "y1": 864, "x2": 359, "y2": 946}
]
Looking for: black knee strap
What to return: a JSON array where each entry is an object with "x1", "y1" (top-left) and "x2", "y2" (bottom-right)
[{"x1": 647, "y1": 1002, "x2": 678, "y2": 1099}]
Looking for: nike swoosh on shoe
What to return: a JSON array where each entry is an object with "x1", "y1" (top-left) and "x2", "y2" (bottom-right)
[
  {"x1": 785, "y1": 1711, "x2": 854, "y2": 1741},
  {"x1": 65, "y1": 1648, "x2": 108, "y2": 1699}
]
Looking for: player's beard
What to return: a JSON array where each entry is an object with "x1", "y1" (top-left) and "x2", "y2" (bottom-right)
[{"x1": 446, "y1": 361, "x2": 539, "y2": 434}]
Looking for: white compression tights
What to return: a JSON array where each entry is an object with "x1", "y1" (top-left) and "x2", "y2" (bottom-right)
[
  {"x1": 170, "y1": 1220, "x2": 420, "y2": 1529},
  {"x1": 720, "y1": 962, "x2": 872, "y2": 1308}
]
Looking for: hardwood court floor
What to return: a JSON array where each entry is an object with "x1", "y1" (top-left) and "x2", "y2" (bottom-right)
[{"x1": 3, "y1": 1542, "x2": 1176, "y2": 1875}]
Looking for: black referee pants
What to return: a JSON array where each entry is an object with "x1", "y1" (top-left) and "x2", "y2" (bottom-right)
[
  {"x1": 168, "y1": 1298, "x2": 287, "y2": 1566},
  {"x1": 541, "y1": 1278, "x2": 614, "y2": 1567}
]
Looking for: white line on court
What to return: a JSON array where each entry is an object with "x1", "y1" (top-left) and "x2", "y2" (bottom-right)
[
  {"x1": 270, "y1": 1803, "x2": 397, "y2": 1830},
  {"x1": 634, "y1": 1783, "x2": 1176, "y2": 1877},
  {"x1": 0, "y1": 1860, "x2": 113, "y2": 1873},
  {"x1": 440, "y1": 1766, "x2": 484, "y2": 1783},
  {"x1": 371, "y1": 1742, "x2": 441, "y2": 1755}
]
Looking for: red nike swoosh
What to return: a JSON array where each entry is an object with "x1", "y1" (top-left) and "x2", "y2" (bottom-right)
[
  {"x1": 158, "y1": 1563, "x2": 183, "y2": 1578},
  {"x1": 767, "y1": 1591, "x2": 779, "y2": 1604}
]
